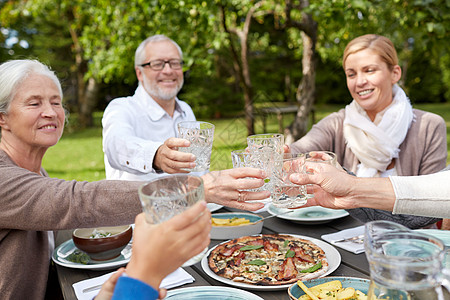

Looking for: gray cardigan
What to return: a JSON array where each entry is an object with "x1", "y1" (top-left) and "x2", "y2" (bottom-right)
[
  {"x1": 290, "y1": 108, "x2": 447, "y2": 228},
  {"x1": 0, "y1": 150, "x2": 143, "y2": 299}
]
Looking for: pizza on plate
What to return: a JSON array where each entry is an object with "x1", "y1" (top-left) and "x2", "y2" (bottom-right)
[{"x1": 208, "y1": 234, "x2": 329, "y2": 286}]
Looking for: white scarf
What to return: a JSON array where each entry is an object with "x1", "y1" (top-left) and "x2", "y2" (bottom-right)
[{"x1": 343, "y1": 84, "x2": 413, "y2": 177}]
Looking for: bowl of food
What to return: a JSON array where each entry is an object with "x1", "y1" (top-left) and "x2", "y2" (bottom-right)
[
  {"x1": 72, "y1": 225, "x2": 133, "y2": 261},
  {"x1": 288, "y1": 276, "x2": 370, "y2": 300},
  {"x1": 210, "y1": 212, "x2": 263, "y2": 240}
]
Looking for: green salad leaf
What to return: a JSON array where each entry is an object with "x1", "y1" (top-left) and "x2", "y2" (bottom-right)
[
  {"x1": 300, "y1": 261, "x2": 322, "y2": 273},
  {"x1": 247, "y1": 259, "x2": 266, "y2": 266},
  {"x1": 239, "y1": 245, "x2": 263, "y2": 251},
  {"x1": 285, "y1": 249, "x2": 295, "y2": 258}
]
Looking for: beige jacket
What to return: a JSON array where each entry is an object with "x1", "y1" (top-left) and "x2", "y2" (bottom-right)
[{"x1": 0, "y1": 150, "x2": 142, "y2": 299}]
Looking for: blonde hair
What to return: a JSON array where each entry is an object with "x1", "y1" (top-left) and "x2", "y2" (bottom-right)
[{"x1": 343, "y1": 34, "x2": 398, "y2": 71}]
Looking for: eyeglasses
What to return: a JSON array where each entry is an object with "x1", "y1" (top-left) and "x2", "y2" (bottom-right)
[{"x1": 140, "y1": 59, "x2": 184, "y2": 70}]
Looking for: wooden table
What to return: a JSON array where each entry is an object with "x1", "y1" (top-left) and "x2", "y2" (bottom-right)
[{"x1": 55, "y1": 208, "x2": 370, "y2": 300}]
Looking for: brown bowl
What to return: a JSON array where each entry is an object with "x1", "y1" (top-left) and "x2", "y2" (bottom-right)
[{"x1": 72, "y1": 225, "x2": 132, "y2": 261}]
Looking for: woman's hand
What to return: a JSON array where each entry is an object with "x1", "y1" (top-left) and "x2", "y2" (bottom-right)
[
  {"x1": 202, "y1": 168, "x2": 270, "y2": 211},
  {"x1": 289, "y1": 162, "x2": 360, "y2": 209},
  {"x1": 126, "y1": 201, "x2": 211, "y2": 290}
]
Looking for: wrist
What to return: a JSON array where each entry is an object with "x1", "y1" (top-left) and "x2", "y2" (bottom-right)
[
  {"x1": 152, "y1": 148, "x2": 162, "y2": 171},
  {"x1": 126, "y1": 260, "x2": 164, "y2": 290},
  {"x1": 350, "y1": 177, "x2": 395, "y2": 211}
]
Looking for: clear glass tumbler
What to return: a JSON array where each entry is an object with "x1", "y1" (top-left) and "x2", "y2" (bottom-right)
[
  {"x1": 177, "y1": 121, "x2": 215, "y2": 172},
  {"x1": 271, "y1": 153, "x2": 308, "y2": 208},
  {"x1": 138, "y1": 174, "x2": 207, "y2": 266}
]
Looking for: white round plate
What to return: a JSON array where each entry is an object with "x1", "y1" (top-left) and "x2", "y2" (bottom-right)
[
  {"x1": 207, "y1": 203, "x2": 223, "y2": 213},
  {"x1": 268, "y1": 204, "x2": 349, "y2": 224},
  {"x1": 201, "y1": 234, "x2": 341, "y2": 291},
  {"x1": 166, "y1": 286, "x2": 264, "y2": 299},
  {"x1": 52, "y1": 239, "x2": 131, "y2": 271}
]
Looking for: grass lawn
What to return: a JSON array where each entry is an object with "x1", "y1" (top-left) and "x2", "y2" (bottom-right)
[{"x1": 42, "y1": 103, "x2": 450, "y2": 181}]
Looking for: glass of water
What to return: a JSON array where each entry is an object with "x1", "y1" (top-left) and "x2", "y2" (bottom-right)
[
  {"x1": 231, "y1": 149, "x2": 277, "y2": 192},
  {"x1": 271, "y1": 153, "x2": 308, "y2": 208},
  {"x1": 303, "y1": 151, "x2": 337, "y2": 198},
  {"x1": 177, "y1": 121, "x2": 215, "y2": 173},
  {"x1": 138, "y1": 174, "x2": 207, "y2": 266},
  {"x1": 246, "y1": 133, "x2": 284, "y2": 158},
  {"x1": 305, "y1": 151, "x2": 337, "y2": 166}
]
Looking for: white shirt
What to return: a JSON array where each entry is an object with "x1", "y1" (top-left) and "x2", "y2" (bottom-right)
[{"x1": 102, "y1": 85, "x2": 196, "y2": 181}]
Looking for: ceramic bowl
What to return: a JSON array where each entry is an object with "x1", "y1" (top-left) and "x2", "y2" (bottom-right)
[
  {"x1": 288, "y1": 276, "x2": 370, "y2": 300},
  {"x1": 72, "y1": 225, "x2": 132, "y2": 261},
  {"x1": 210, "y1": 212, "x2": 263, "y2": 240}
]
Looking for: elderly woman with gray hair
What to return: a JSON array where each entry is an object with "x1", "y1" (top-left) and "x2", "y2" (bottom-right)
[{"x1": 0, "y1": 59, "x2": 269, "y2": 299}]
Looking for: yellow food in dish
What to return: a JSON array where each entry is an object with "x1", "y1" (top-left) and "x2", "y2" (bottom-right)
[
  {"x1": 211, "y1": 217, "x2": 251, "y2": 226},
  {"x1": 297, "y1": 280, "x2": 367, "y2": 300}
]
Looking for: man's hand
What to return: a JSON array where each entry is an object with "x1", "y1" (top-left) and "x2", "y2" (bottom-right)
[{"x1": 153, "y1": 137, "x2": 196, "y2": 173}]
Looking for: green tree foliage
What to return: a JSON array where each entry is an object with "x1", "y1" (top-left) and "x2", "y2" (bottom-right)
[{"x1": 1, "y1": 0, "x2": 448, "y2": 126}]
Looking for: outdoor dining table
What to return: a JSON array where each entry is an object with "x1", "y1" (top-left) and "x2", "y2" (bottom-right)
[{"x1": 54, "y1": 207, "x2": 371, "y2": 300}]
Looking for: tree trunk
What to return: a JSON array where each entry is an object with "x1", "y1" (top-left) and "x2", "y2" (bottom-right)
[
  {"x1": 239, "y1": 30, "x2": 255, "y2": 136},
  {"x1": 284, "y1": 5, "x2": 317, "y2": 145},
  {"x1": 78, "y1": 77, "x2": 100, "y2": 127},
  {"x1": 68, "y1": 12, "x2": 99, "y2": 128},
  {"x1": 220, "y1": 2, "x2": 264, "y2": 136}
]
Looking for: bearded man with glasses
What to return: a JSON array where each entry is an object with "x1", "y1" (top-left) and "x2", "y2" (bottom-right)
[{"x1": 102, "y1": 34, "x2": 198, "y2": 180}]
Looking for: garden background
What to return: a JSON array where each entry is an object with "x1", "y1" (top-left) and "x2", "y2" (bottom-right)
[{"x1": 1, "y1": 0, "x2": 448, "y2": 181}]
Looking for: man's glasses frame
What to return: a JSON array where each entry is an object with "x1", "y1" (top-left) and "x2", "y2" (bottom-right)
[{"x1": 140, "y1": 59, "x2": 184, "y2": 71}]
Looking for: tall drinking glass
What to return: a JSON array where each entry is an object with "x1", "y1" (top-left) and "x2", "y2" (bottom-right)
[
  {"x1": 138, "y1": 174, "x2": 207, "y2": 266},
  {"x1": 271, "y1": 153, "x2": 308, "y2": 208},
  {"x1": 246, "y1": 133, "x2": 284, "y2": 157},
  {"x1": 231, "y1": 149, "x2": 276, "y2": 192},
  {"x1": 304, "y1": 151, "x2": 337, "y2": 166},
  {"x1": 303, "y1": 151, "x2": 337, "y2": 198},
  {"x1": 177, "y1": 121, "x2": 215, "y2": 172}
]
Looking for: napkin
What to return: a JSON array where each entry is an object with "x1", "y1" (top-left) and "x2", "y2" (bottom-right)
[
  {"x1": 321, "y1": 225, "x2": 365, "y2": 254},
  {"x1": 252, "y1": 198, "x2": 272, "y2": 214},
  {"x1": 73, "y1": 267, "x2": 195, "y2": 300}
]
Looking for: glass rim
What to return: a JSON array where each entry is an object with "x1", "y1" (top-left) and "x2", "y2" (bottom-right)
[
  {"x1": 177, "y1": 121, "x2": 215, "y2": 130},
  {"x1": 139, "y1": 174, "x2": 204, "y2": 197},
  {"x1": 247, "y1": 133, "x2": 284, "y2": 139},
  {"x1": 307, "y1": 150, "x2": 336, "y2": 156},
  {"x1": 275, "y1": 153, "x2": 305, "y2": 161}
]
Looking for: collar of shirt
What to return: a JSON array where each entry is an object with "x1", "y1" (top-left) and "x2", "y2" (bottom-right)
[{"x1": 135, "y1": 85, "x2": 186, "y2": 122}]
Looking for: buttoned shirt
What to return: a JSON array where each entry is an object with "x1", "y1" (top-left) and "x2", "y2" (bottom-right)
[{"x1": 102, "y1": 85, "x2": 196, "y2": 181}]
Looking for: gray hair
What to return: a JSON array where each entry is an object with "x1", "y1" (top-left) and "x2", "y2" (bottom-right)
[
  {"x1": 134, "y1": 34, "x2": 183, "y2": 67},
  {"x1": 0, "y1": 59, "x2": 63, "y2": 115}
]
